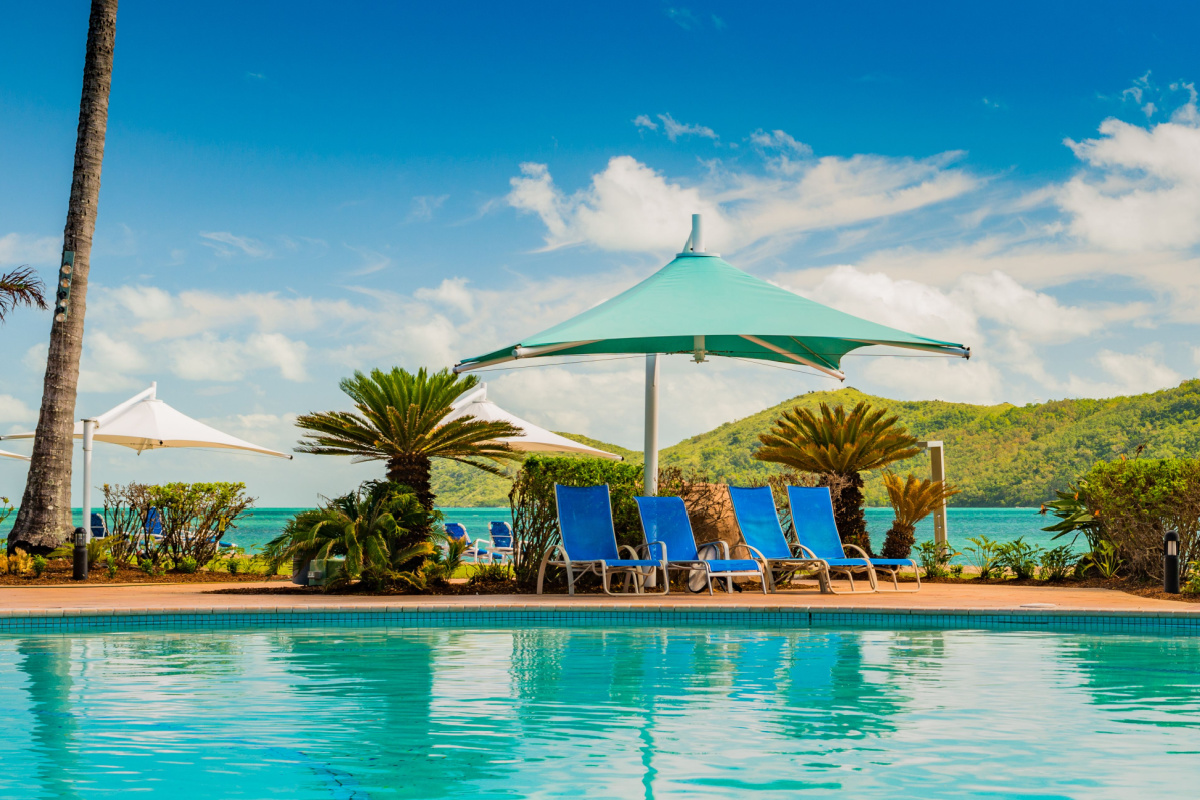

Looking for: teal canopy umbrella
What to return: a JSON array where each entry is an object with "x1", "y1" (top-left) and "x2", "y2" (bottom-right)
[{"x1": 455, "y1": 215, "x2": 969, "y2": 493}]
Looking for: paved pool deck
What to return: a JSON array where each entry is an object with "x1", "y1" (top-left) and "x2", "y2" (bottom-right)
[{"x1": 0, "y1": 579, "x2": 1195, "y2": 617}]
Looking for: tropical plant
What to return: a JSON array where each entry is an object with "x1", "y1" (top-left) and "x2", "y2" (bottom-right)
[
  {"x1": 178, "y1": 556, "x2": 198, "y2": 574},
  {"x1": 1040, "y1": 545, "x2": 1075, "y2": 581},
  {"x1": 264, "y1": 480, "x2": 437, "y2": 588},
  {"x1": 468, "y1": 562, "x2": 514, "y2": 588},
  {"x1": 914, "y1": 539, "x2": 958, "y2": 579},
  {"x1": 424, "y1": 536, "x2": 469, "y2": 584},
  {"x1": 0, "y1": 266, "x2": 47, "y2": 323},
  {"x1": 1089, "y1": 540, "x2": 1124, "y2": 579},
  {"x1": 9, "y1": 0, "x2": 119, "y2": 556},
  {"x1": 148, "y1": 481, "x2": 253, "y2": 565},
  {"x1": 964, "y1": 535, "x2": 1004, "y2": 579},
  {"x1": 880, "y1": 471, "x2": 960, "y2": 559},
  {"x1": 295, "y1": 367, "x2": 524, "y2": 512},
  {"x1": 105, "y1": 557, "x2": 118, "y2": 579},
  {"x1": 1185, "y1": 563, "x2": 1200, "y2": 594},
  {"x1": 31, "y1": 555, "x2": 48, "y2": 577},
  {"x1": 755, "y1": 401, "x2": 921, "y2": 555},
  {"x1": 1041, "y1": 483, "x2": 1103, "y2": 552},
  {"x1": 997, "y1": 537, "x2": 1042, "y2": 580}
]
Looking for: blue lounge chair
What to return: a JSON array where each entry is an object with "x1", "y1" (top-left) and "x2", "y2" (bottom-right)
[
  {"x1": 444, "y1": 522, "x2": 492, "y2": 564},
  {"x1": 90, "y1": 512, "x2": 108, "y2": 539},
  {"x1": 787, "y1": 486, "x2": 921, "y2": 592},
  {"x1": 537, "y1": 484, "x2": 667, "y2": 595},
  {"x1": 634, "y1": 495, "x2": 768, "y2": 594},
  {"x1": 489, "y1": 521, "x2": 515, "y2": 563},
  {"x1": 726, "y1": 486, "x2": 839, "y2": 593}
]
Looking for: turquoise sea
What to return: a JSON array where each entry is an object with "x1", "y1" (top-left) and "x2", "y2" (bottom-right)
[{"x1": 2, "y1": 506, "x2": 1072, "y2": 559}]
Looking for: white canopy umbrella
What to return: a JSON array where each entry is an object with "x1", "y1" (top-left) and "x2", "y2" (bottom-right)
[
  {"x1": 0, "y1": 449, "x2": 30, "y2": 462},
  {"x1": 446, "y1": 383, "x2": 621, "y2": 461},
  {"x1": 2, "y1": 383, "x2": 291, "y2": 540}
]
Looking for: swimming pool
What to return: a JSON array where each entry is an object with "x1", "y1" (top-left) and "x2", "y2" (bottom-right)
[{"x1": 2, "y1": 623, "x2": 1197, "y2": 798}]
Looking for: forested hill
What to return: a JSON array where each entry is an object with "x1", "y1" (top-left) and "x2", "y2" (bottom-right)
[{"x1": 431, "y1": 381, "x2": 1200, "y2": 508}]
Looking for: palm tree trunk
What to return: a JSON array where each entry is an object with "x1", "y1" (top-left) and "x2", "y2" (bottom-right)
[
  {"x1": 8, "y1": 0, "x2": 118, "y2": 555},
  {"x1": 829, "y1": 472, "x2": 873, "y2": 557},
  {"x1": 387, "y1": 455, "x2": 435, "y2": 511},
  {"x1": 881, "y1": 522, "x2": 916, "y2": 560}
]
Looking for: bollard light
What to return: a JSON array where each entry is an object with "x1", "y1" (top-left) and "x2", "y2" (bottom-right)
[
  {"x1": 1164, "y1": 530, "x2": 1180, "y2": 594},
  {"x1": 73, "y1": 526, "x2": 89, "y2": 581}
]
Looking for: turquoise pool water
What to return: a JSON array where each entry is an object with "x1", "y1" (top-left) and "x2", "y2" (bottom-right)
[{"x1": 1, "y1": 625, "x2": 1197, "y2": 798}]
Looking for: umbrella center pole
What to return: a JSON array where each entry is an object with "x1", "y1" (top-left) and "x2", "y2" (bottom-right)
[
  {"x1": 81, "y1": 418, "x2": 96, "y2": 544},
  {"x1": 644, "y1": 355, "x2": 659, "y2": 495}
]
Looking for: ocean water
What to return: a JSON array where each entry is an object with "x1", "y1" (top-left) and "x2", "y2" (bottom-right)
[
  {"x1": 0, "y1": 624, "x2": 1196, "y2": 798},
  {"x1": 0, "y1": 507, "x2": 1068, "y2": 559}
]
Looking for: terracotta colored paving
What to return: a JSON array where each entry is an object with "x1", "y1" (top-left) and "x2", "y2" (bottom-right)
[{"x1": 0, "y1": 579, "x2": 1195, "y2": 615}]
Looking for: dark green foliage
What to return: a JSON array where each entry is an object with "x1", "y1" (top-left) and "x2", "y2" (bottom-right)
[
  {"x1": 1040, "y1": 545, "x2": 1075, "y2": 581},
  {"x1": 468, "y1": 562, "x2": 514, "y2": 588},
  {"x1": 509, "y1": 455, "x2": 644, "y2": 590},
  {"x1": 31, "y1": 555, "x2": 47, "y2": 577},
  {"x1": 964, "y1": 535, "x2": 1004, "y2": 579},
  {"x1": 914, "y1": 539, "x2": 956, "y2": 578},
  {"x1": 997, "y1": 537, "x2": 1042, "y2": 579},
  {"x1": 178, "y1": 556, "x2": 198, "y2": 574}
]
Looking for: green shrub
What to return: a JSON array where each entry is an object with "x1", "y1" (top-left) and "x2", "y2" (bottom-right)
[
  {"x1": 138, "y1": 558, "x2": 156, "y2": 575},
  {"x1": 87, "y1": 538, "x2": 110, "y2": 569},
  {"x1": 964, "y1": 535, "x2": 1004, "y2": 579},
  {"x1": 914, "y1": 539, "x2": 956, "y2": 579},
  {"x1": 950, "y1": 564, "x2": 964, "y2": 578},
  {"x1": 178, "y1": 556, "x2": 198, "y2": 574},
  {"x1": 468, "y1": 562, "x2": 514, "y2": 588},
  {"x1": 1082, "y1": 458, "x2": 1200, "y2": 580},
  {"x1": 1040, "y1": 545, "x2": 1075, "y2": 581},
  {"x1": 106, "y1": 558, "x2": 118, "y2": 579},
  {"x1": 1186, "y1": 562, "x2": 1200, "y2": 594},
  {"x1": 227, "y1": 558, "x2": 242, "y2": 575},
  {"x1": 31, "y1": 556, "x2": 47, "y2": 577},
  {"x1": 509, "y1": 455, "x2": 643, "y2": 590},
  {"x1": 998, "y1": 537, "x2": 1042, "y2": 580}
]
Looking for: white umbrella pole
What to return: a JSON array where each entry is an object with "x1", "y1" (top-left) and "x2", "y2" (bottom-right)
[
  {"x1": 644, "y1": 355, "x2": 659, "y2": 495},
  {"x1": 82, "y1": 418, "x2": 96, "y2": 543}
]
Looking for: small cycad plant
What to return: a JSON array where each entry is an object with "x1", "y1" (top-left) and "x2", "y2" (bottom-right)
[
  {"x1": 964, "y1": 535, "x2": 1005, "y2": 580},
  {"x1": 880, "y1": 472, "x2": 960, "y2": 559}
]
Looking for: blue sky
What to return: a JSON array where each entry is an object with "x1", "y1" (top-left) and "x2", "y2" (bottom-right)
[{"x1": 3, "y1": 1, "x2": 1200, "y2": 505}]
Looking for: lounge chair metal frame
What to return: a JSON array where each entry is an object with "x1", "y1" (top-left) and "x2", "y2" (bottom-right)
[
  {"x1": 443, "y1": 523, "x2": 494, "y2": 565},
  {"x1": 537, "y1": 484, "x2": 668, "y2": 596},
  {"x1": 786, "y1": 485, "x2": 921, "y2": 593},
  {"x1": 634, "y1": 495, "x2": 768, "y2": 595}
]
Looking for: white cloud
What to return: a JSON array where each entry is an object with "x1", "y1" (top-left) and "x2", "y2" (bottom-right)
[
  {"x1": 1059, "y1": 106, "x2": 1200, "y2": 250},
  {"x1": 657, "y1": 113, "x2": 718, "y2": 142},
  {"x1": 0, "y1": 394, "x2": 36, "y2": 424},
  {"x1": 0, "y1": 233, "x2": 58, "y2": 266},
  {"x1": 409, "y1": 194, "x2": 449, "y2": 222},
  {"x1": 1062, "y1": 350, "x2": 1181, "y2": 398},
  {"x1": 633, "y1": 114, "x2": 658, "y2": 131},
  {"x1": 507, "y1": 151, "x2": 975, "y2": 256},
  {"x1": 414, "y1": 277, "x2": 474, "y2": 316},
  {"x1": 198, "y1": 231, "x2": 272, "y2": 258}
]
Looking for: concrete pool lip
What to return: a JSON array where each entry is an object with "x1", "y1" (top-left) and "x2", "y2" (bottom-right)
[{"x1": 0, "y1": 581, "x2": 1198, "y2": 630}]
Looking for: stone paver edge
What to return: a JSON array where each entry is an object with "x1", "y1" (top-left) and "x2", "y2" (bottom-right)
[{"x1": 2, "y1": 603, "x2": 1199, "y2": 621}]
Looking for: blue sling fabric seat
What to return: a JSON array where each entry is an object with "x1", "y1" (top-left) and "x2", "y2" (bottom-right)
[
  {"x1": 488, "y1": 521, "x2": 514, "y2": 563},
  {"x1": 537, "y1": 484, "x2": 667, "y2": 595},
  {"x1": 726, "y1": 486, "x2": 837, "y2": 593},
  {"x1": 634, "y1": 495, "x2": 767, "y2": 595},
  {"x1": 444, "y1": 522, "x2": 492, "y2": 564},
  {"x1": 787, "y1": 485, "x2": 921, "y2": 592}
]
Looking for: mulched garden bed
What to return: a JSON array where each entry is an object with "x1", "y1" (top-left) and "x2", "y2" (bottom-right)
[{"x1": 0, "y1": 558, "x2": 289, "y2": 586}]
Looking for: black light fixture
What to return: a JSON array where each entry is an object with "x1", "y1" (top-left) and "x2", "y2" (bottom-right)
[
  {"x1": 54, "y1": 250, "x2": 75, "y2": 322},
  {"x1": 1164, "y1": 530, "x2": 1180, "y2": 594}
]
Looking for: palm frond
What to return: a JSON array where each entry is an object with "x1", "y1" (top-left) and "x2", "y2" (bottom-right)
[{"x1": 0, "y1": 266, "x2": 48, "y2": 322}]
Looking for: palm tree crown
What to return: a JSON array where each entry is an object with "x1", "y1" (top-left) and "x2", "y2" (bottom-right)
[
  {"x1": 756, "y1": 401, "x2": 920, "y2": 556},
  {"x1": 755, "y1": 401, "x2": 921, "y2": 475},
  {"x1": 295, "y1": 367, "x2": 524, "y2": 509}
]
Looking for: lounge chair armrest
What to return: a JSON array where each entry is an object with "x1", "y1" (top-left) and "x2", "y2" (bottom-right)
[
  {"x1": 740, "y1": 544, "x2": 770, "y2": 569},
  {"x1": 618, "y1": 545, "x2": 641, "y2": 560},
  {"x1": 841, "y1": 544, "x2": 873, "y2": 563},
  {"x1": 696, "y1": 539, "x2": 730, "y2": 559},
  {"x1": 793, "y1": 543, "x2": 821, "y2": 561}
]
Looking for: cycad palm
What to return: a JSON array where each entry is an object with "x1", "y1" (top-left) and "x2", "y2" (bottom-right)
[
  {"x1": 755, "y1": 401, "x2": 920, "y2": 554},
  {"x1": 295, "y1": 367, "x2": 523, "y2": 510},
  {"x1": 264, "y1": 481, "x2": 435, "y2": 585},
  {"x1": 880, "y1": 471, "x2": 960, "y2": 559}
]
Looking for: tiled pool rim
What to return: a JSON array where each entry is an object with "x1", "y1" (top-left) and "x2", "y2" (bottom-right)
[{"x1": 2, "y1": 605, "x2": 1199, "y2": 634}]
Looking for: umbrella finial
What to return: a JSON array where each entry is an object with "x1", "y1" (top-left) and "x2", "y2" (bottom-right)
[{"x1": 690, "y1": 213, "x2": 704, "y2": 253}]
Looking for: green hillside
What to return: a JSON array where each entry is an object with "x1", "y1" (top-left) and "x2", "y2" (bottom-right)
[{"x1": 432, "y1": 381, "x2": 1200, "y2": 507}]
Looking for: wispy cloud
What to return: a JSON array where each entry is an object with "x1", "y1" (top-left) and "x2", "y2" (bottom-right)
[
  {"x1": 344, "y1": 245, "x2": 391, "y2": 276},
  {"x1": 665, "y1": 7, "x2": 699, "y2": 30},
  {"x1": 408, "y1": 194, "x2": 449, "y2": 222},
  {"x1": 0, "y1": 232, "x2": 58, "y2": 266},
  {"x1": 657, "y1": 113, "x2": 718, "y2": 142},
  {"x1": 198, "y1": 231, "x2": 272, "y2": 258},
  {"x1": 633, "y1": 114, "x2": 658, "y2": 132}
]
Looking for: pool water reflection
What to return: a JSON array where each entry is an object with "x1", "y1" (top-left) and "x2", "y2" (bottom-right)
[{"x1": 1, "y1": 626, "x2": 1198, "y2": 798}]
